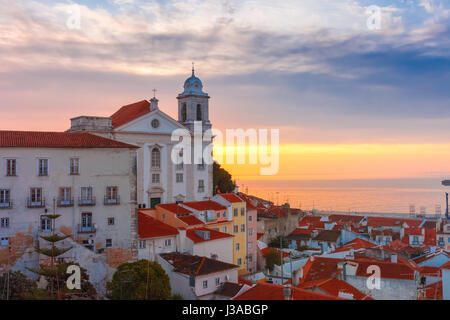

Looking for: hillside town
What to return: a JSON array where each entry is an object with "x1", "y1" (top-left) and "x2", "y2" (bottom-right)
[{"x1": 1, "y1": 70, "x2": 450, "y2": 300}]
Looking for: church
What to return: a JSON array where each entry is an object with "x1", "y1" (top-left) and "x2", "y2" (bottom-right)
[{"x1": 68, "y1": 68, "x2": 214, "y2": 208}]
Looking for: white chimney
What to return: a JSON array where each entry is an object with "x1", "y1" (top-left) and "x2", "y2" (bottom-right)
[
  {"x1": 292, "y1": 270, "x2": 300, "y2": 286},
  {"x1": 283, "y1": 286, "x2": 292, "y2": 300}
]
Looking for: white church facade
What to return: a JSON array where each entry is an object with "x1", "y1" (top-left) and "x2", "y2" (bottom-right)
[{"x1": 69, "y1": 68, "x2": 214, "y2": 208}]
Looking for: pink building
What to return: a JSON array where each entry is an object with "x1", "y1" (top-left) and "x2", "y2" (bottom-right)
[{"x1": 239, "y1": 193, "x2": 258, "y2": 273}]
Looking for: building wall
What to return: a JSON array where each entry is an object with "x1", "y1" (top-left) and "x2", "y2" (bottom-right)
[
  {"x1": 195, "y1": 269, "x2": 238, "y2": 299},
  {"x1": 246, "y1": 207, "x2": 258, "y2": 272},
  {"x1": 443, "y1": 268, "x2": 450, "y2": 300},
  {"x1": 138, "y1": 235, "x2": 177, "y2": 261},
  {"x1": 188, "y1": 238, "x2": 233, "y2": 264},
  {"x1": 346, "y1": 276, "x2": 418, "y2": 300}
]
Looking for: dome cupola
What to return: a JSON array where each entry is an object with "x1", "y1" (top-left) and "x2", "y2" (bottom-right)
[{"x1": 179, "y1": 64, "x2": 208, "y2": 97}]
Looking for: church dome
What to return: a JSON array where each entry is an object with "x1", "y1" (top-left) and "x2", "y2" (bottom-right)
[{"x1": 179, "y1": 66, "x2": 208, "y2": 97}]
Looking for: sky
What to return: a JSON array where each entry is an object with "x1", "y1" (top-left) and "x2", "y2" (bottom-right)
[{"x1": 1, "y1": 0, "x2": 450, "y2": 182}]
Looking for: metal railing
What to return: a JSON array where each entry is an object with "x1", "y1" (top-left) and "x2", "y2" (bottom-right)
[
  {"x1": 57, "y1": 197, "x2": 74, "y2": 207},
  {"x1": 77, "y1": 224, "x2": 97, "y2": 234},
  {"x1": 104, "y1": 196, "x2": 120, "y2": 205},
  {"x1": 78, "y1": 196, "x2": 96, "y2": 206},
  {"x1": 27, "y1": 198, "x2": 46, "y2": 208},
  {"x1": 0, "y1": 201, "x2": 12, "y2": 209}
]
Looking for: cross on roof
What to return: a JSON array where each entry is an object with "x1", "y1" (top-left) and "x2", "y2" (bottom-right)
[{"x1": 152, "y1": 89, "x2": 157, "y2": 98}]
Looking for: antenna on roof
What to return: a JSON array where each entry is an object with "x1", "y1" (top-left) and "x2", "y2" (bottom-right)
[{"x1": 192, "y1": 62, "x2": 195, "y2": 76}]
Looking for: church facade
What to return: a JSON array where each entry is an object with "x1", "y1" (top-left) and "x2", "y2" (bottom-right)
[{"x1": 69, "y1": 69, "x2": 214, "y2": 208}]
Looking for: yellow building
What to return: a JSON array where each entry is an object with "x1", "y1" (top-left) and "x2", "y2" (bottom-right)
[{"x1": 213, "y1": 193, "x2": 247, "y2": 270}]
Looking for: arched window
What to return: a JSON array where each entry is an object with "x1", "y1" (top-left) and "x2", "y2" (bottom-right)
[
  {"x1": 151, "y1": 147, "x2": 160, "y2": 169},
  {"x1": 181, "y1": 103, "x2": 187, "y2": 122},
  {"x1": 196, "y1": 104, "x2": 202, "y2": 121}
]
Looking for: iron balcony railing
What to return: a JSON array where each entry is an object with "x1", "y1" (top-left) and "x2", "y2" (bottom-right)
[
  {"x1": 0, "y1": 201, "x2": 13, "y2": 209},
  {"x1": 104, "y1": 196, "x2": 120, "y2": 205},
  {"x1": 27, "y1": 198, "x2": 46, "y2": 208},
  {"x1": 57, "y1": 197, "x2": 74, "y2": 207},
  {"x1": 77, "y1": 224, "x2": 97, "y2": 234},
  {"x1": 78, "y1": 196, "x2": 96, "y2": 206}
]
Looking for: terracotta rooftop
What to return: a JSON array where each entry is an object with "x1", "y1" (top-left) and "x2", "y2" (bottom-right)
[
  {"x1": 233, "y1": 283, "x2": 340, "y2": 300},
  {"x1": 331, "y1": 238, "x2": 377, "y2": 253},
  {"x1": 177, "y1": 215, "x2": 204, "y2": 226},
  {"x1": 0, "y1": 131, "x2": 138, "y2": 149},
  {"x1": 138, "y1": 213, "x2": 179, "y2": 239},
  {"x1": 215, "y1": 282, "x2": 245, "y2": 298},
  {"x1": 298, "y1": 278, "x2": 373, "y2": 300},
  {"x1": 186, "y1": 227, "x2": 233, "y2": 243},
  {"x1": 160, "y1": 253, "x2": 238, "y2": 276},
  {"x1": 328, "y1": 214, "x2": 365, "y2": 224},
  {"x1": 313, "y1": 230, "x2": 341, "y2": 242},
  {"x1": 423, "y1": 280, "x2": 442, "y2": 300},
  {"x1": 260, "y1": 247, "x2": 289, "y2": 258},
  {"x1": 182, "y1": 200, "x2": 226, "y2": 211},
  {"x1": 111, "y1": 100, "x2": 151, "y2": 128},
  {"x1": 156, "y1": 203, "x2": 193, "y2": 215},
  {"x1": 218, "y1": 193, "x2": 244, "y2": 203}
]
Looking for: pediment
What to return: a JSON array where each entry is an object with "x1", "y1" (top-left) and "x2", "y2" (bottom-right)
[{"x1": 114, "y1": 109, "x2": 186, "y2": 134}]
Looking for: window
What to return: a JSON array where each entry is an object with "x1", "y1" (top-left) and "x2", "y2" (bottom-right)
[
  {"x1": 106, "y1": 239, "x2": 112, "y2": 248},
  {"x1": 216, "y1": 212, "x2": 220, "y2": 219},
  {"x1": 241, "y1": 208, "x2": 245, "y2": 216},
  {"x1": 151, "y1": 119, "x2": 160, "y2": 129},
  {"x1": 6, "y1": 159, "x2": 16, "y2": 176},
  {"x1": 249, "y1": 228, "x2": 253, "y2": 236},
  {"x1": 1, "y1": 237, "x2": 9, "y2": 246},
  {"x1": 196, "y1": 104, "x2": 202, "y2": 121},
  {"x1": 236, "y1": 243, "x2": 240, "y2": 251},
  {"x1": 248, "y1": 254, "x2": 253, "y2": 262},
  {"x1": 248, "y1": 242, "x2": 253, "y2": 250},
  {"x1": 152, "y1": 173, "x2": 160, "y2": 184},
  {"x1": 222, "y1": 226, "x2": 227, "y2": 233},
  {"x1": 108, "y1": 217, "x2": 115, "y2": 226},
  {"x1": 38, "y1": 158, "x2": 48, "y2": 176},
  {"x1": 198, "y1": 180, "x2": 205, "y2": 193},
  {"x1": 234, "y1": 208, "x2": 238, "y2": 217},
  {"x1": 215, "y1": 277, "x2": 220, "y2": 286},
  {"x1": 30, "y1": 188, "x2": 42, "y2": 204},
  {"x1": 222, "y1": 211, "x2": 226, "y2": 218},
  {"x1": 81, "y1": 212, "x2": 93, "y2": 232},
  {"x1": 139, "y1": 240, "x2": 146, "y2": 249},
  {"x1": 234, "y1": 225, "x2": 238, "y2": 233},
  {"x1": 81, "y1": 187, "x2": 93, "y2": 200},
  {"x1": 241, "y1": 224, "x2": 245, "y2": 232},
  {"x1": 202, "y1": 280, "x2": 208, "y2": 289},
  {"x1": 176, "y1": 173, "x2": 183, "y2": 183},
  {"x1": 151, "y1": 148, "x2": 161, "y2": 169},
  {"x1": 181, "y1": 103, "x2": 187, "y2": 122},
  {"x1": 70, "y1": 158, "x2": 79, "y2": 175},
  {"x1": 164, "y1": 239, "x2": 172, "y2": 247},
  {"x1": 0, "y1": 189, "x2": 10, "y2": 207},
  {"x1": 41, "y1": 216, "x2": 52, "y2": 232},
  {"x1": 1, "y1": 217, "x2": 9, "y2": 228},
  {"x1": 248, "y1": 215, "x2": 252, "y2": 222},
  {"x1": 237, "y1": 258, "x2": 242, "y2": 266},
  {"x1": 106, "y1": 186, "x2": 118, "y2": 203}
]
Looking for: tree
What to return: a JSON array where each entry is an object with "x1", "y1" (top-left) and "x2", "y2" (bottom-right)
[
  {"x1": 0, "y1": 271, "x2": 37, "y2": 300},
  {"x1": 213, "y1": 162, "x2": 236, "y2": 195},
  {"x1": 268, "y1": 236, "x2": 289, "y2": 249},
  {"x1": 265, "y1": 248, "x2": 283, "y2": 272},
  {"x1": 107, "y1": 260, "x2": 171, "y2": 300}
]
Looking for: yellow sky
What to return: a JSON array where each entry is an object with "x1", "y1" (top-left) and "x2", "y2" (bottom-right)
[{"x1": 214, "y1": 143, "x2": 450, "y2": 180}]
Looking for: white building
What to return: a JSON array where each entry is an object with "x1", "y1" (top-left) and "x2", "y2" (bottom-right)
[
  {"x1": 157, "y1": 252, "x2": 239, "y2": 300},
  {"x1": 68, "y1": 69, "x2": 214, "y2": 208},
  {"x1": 0, "y1": 131, "x2": 138, "y2": 280}
]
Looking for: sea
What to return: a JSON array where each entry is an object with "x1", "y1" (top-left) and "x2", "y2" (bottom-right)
[{"x1": 236, "y1": 177, "x2": 449, "y2": 216}]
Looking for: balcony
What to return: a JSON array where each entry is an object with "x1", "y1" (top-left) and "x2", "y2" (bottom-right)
[
  {"x1": 78, "y1": 196, "x2": 96, "y2": 206},
  {"x1": 27, "y1": 198, "x2": 46, "y2": 208},
  {"x1": 77, "y1": 224, "x2": 96, "y2": 234},
  {"x1": 104, "y1": 196, "x2": 120, "y2": 205},
  {"x1": 0, "y1": 201, "x2": 12, "y2": 209},
  {"x1": 57, "y1": 198, "x2": 74, "y2": 208}
]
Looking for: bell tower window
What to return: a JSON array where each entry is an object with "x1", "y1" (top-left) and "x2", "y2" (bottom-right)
[
  {"x1": 182, "y1": 103, "x2": 187, "y2": 122},
  {"x1": 196, "y1": 104, "x2": 202, "y2": 121}
]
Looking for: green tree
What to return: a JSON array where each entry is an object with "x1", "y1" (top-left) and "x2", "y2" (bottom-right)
[
  {"x1": 107, "y1": 260, "x2": 171, "y2": 300},
  {"x1": 265, "y1": 248, "x2": 283, "y2": 272},
  {"x1": 213, "y1": 162, "x2": 236, "y2": 195},
  {"x1": 0, "y1": 271, "x2": 37, "y2": 300},
  {"x1": 268, "y1": 236, "x2": 289, "y2": 249}
]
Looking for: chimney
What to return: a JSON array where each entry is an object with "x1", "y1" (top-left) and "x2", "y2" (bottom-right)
[
  {"x1": 150, "y1": 97, "x2": 159, "y2": 111},
  {"x1": 391, "y1": 254, "x2": 398, "y2": 264},
  {"x1": 283, "y1": 286, "x2": 292, "y2": 300},
  {"x1": 292, "y1": 270, "x2": 300, "y2": 286}
]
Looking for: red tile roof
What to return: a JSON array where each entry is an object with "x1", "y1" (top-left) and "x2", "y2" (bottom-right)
[
  {"x1": 138, "y1": 213, "x2": 179, "y2": 239},
  {"x1": 182, "y1": 200, "x2": 226, "y2": 211},
  {"x1": 233, "y1": 283, "x2": 340, "y2": 300},
  {"x1": 186, "y1": 227, "x2": 233, "y2": 243},
  {"x1": 328, "y1": 214, "x2": 365, "y2": 224},
  {"x1": 260, "y1": 247, "x2": 289, "y2": 258},
  {"x1": 331, "y1": 238, "x2": 377, "y2": 253},
  {"x1": 367, "y1": 217, "x2": 423, "y2": 228},
  {"x1": 423, "y1": 280, "x2": 442, "y2": 300},
  {"x1": 0, "y1": 131, "x2": 138, "y2": 149},
  {"x1": 110, "y1": 100, "x2": 151, "y2": 128},
  {"x1": 298, "y1": 278, "x2": 373, "y2": 300},
  {"x1": 160, "y1": 253, "x2": 238, "y2": 276},
  {"x1": 441, "y1": 261, "x2": 450, "y2": 270},
  {"x1": 419, "y1": 266, "x2": 442, "y2": 277},
  {"x1": 177, "y1": 215, "x2": 204, "y2": 226},
  {"x1": 218, "y1": 193, "x2": 244, "y2": 203},
  {"x1": 156, "y1": 203, "x2": 193, "y2": 215},
  {"x1": 257, "y1": 233, "x2": 264, "y2": 240}
]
